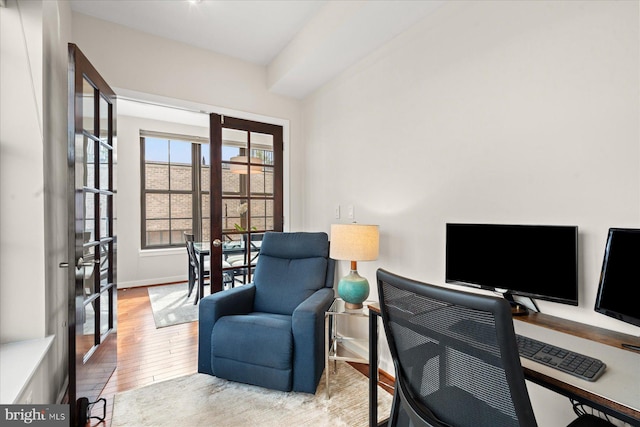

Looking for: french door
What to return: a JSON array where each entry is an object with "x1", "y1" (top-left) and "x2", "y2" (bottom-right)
[
  {"x1": 67, "y1": 44, "x2": 117, "y2": 426},
  {"x1": 208, "y1": 114, "x2": 283, "y2": 293}
]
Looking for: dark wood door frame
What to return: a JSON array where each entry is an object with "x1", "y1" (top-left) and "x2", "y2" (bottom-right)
[
  {"x1": 67, "y1": 43, "x2": 117, "y2": 427},
  {"x1": 208, "y1": 114, "x2": 284, "y2": 294}
]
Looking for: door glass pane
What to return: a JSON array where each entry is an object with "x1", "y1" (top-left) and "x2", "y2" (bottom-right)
[
  {"x1": 222, "y1": 128, "x2": 247, "y2": 161},
  {"x1": 99, "y1": 95, "x2": 109, "y2": 141},
  {"x1": 250, "y1": 132, "x2": 274, "y2": 166},
  {"x1": 99, "y1": 242, "x2": 110, "y2": 289},
  {"x1": 250, "y1": 168, "x2": 273, "y2": 196},
  {"x1": 99, "y1": 290, "x2": 111, "y2": 336},
  {"x1": 250, "y1": 199, "x2": 267, "y2": 231},
  {"x1": 201, "y1": 193, "x2": 210, "y2": 242},
  {"x1": 223, "y1": 129, "x2": 250, "y2": 175},
  {"x1": 83, "y1": 244, "x2": 97, "y2": 294},
  {"x1": 112, "y1": 196, "x2": 117, "y2": 239},
  {"x1": 82, "y1": 77, "x2": 95, "y2": 134},
  {"x1": 78, "y1": 300, "x2": 96, "y2": 358},
  {"x1": 223, "y1": 232, "x2": 247, "y2": 272},
  {"x1": 84, "y1": 193, "x2": 95, "y2": 240},
  {"x1": 265, "y1": 200, "x2": 274, "y2": 231},
  {"x1": 99, "y1": 143, "x2": 110, "y2": 191},
  {"x1": 222, "y1": 198, "x2": 248, "y2": 232},
  {"x1": 249, "y1": 233, "x2": 263, "y2": 266},
  {"x1": 99, "y1": 194, "x2": 109, "y2": 239},
  {"x1": 222, "y1": 171, "x2": 244, "y2": 196},
  {"x1": 112, "y1": 156, "x2": 118, "y2": 192},
  {"x1": 84, "y1": 137, "x2": 95, "y2": 188}
]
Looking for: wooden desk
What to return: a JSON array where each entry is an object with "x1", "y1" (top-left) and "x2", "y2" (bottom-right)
[
  {"x1": 514, "y1": 313, "x2": 640, "y2": 425},
  {"x1": 367, "y1": 304, "x2": 640, "y2": 427}
]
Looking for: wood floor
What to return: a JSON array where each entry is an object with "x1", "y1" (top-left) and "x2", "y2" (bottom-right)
[
  {"x1": 92, "y1": 285, "x2": 199, "y2": 426},
  {"x1": 90, "y1": 285, "x2": 394, "y2": 426}
]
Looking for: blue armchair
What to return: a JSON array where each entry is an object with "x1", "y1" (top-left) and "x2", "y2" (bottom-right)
[{"x1": 198, "y1": 232, "x2": 336, "y2": 393}]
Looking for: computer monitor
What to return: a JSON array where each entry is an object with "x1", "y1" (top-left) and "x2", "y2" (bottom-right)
[
  {"x1": 445, "y1": 223, "x2": 578, "y2": 314},
  {"x1": 595, "y1": 228, "x2": 640, "y2": 330}
]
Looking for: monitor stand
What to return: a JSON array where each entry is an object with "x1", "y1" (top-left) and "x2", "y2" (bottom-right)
[{"x1": 504, "y1": 293, "x2": 529, "y2": 316}]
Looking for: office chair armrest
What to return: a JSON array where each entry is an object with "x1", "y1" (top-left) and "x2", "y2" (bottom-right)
[{"x1": 198, "y1": 284, "x2": 256, "y2": 374}]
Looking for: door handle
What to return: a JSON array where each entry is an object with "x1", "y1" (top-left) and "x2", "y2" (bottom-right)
[
  {"x1": 212, "y1": 239, "x2": 222, "y2": 247},
  {"x1": 58, "y1": 258, "x2": 98, "y2": 269}
]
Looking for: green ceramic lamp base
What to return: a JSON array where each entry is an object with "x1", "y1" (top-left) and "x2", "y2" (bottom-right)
[{"x1": 337, "y1": 270, "x2": 370, "y2": 309}]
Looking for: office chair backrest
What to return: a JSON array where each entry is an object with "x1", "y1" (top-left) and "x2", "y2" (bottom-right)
[
  {"x1": 377, "y1": 269, "x2": 537, "y2": 427},
  {"x1": 253, "y1": 232, "x2": 331, "y2": 315}
]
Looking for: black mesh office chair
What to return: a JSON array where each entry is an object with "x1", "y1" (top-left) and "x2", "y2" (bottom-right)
[{"x1": 376, "y1": 269, "x2": 616, "y2": 427}]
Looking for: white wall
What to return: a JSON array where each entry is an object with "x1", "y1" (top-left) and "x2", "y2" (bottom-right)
[
  {"x1": 72, "y1": 13, "x2": 302, "y2": 288},
  {"x1": 0, "y1": 0, "x2": 71, "y2": 403},
  {"x1": 302, "y1": 1, "x2": 638, "y2": 425},
  {"x1": 0, "y1": 0, "x2": 46, "y2": 343},
  {"x1": 42, "y1": 0, "x2": 73, "y2": 404}
]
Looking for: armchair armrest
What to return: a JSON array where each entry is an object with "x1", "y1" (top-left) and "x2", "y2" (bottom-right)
[
  {"x1": 198, "y1": 284, "x2": 256, "y2": 374},
  {"x1": 291, "y1": 287, "x2": 335, "y2": 393}
]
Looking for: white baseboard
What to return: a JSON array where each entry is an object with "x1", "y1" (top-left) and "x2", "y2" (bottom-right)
[{"x1": 340, "y1": 338, "x2": 368, "y2": 359}]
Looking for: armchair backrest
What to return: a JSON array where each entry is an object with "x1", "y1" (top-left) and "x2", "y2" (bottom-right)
[
  {"x1": 253, "y1": 232, "x2": 332, "y2": 315},
  {"x1": 377, "y1": 268, "x2": 537, "y2": 427}
]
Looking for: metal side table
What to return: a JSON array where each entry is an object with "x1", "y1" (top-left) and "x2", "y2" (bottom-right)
[{"x1": 324, "y1": 298, "x2": 374, "y2": 398}]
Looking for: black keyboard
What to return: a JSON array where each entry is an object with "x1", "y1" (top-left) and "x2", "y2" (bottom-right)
[{"x1": 516, "y1": 335, "x2": 606, "y2": 382}]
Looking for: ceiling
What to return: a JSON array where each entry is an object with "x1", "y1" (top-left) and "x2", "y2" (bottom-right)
[{"x1": 69, "y1": 0, "x2": 444, "y2": 99}]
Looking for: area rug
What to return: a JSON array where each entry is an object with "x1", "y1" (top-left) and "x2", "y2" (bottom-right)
[
  {"x1": 147, "y1": 283, "x2": 202, "y2": 328},
  {"x1": 111, "y1": 362, "x2": 393, "y2": 427}
]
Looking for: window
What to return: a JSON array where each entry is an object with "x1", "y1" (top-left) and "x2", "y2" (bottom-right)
[
  {"x1": 140, "y1": 132, "x2": 209, "y2": 249},
  {"x1": 140, "y1": 119, "x2": 283, "y2": 255}
]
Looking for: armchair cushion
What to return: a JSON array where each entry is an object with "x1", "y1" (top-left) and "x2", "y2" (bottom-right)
[
  {"x1": 211, "y1": 312, "x2": 294, "y2": 391},
  {"x1": 253, "y1": 256, "x2": 327, "y2": 315},
  {"x1": 211, "y1": 313, "x2": 293, "y2": 369}
]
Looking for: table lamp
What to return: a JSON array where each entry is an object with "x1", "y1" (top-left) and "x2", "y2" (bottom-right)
[{"x1": 330, "y1": 223, "x2": 379, "y2": 309}]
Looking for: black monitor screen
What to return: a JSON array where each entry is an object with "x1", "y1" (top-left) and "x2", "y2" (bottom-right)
[
  {"x1": 595, "y1": 228, "x2": 640, "y2": 328},
  {"x1": 446, "y1": 223, "x2": 578, "y2": 305}
]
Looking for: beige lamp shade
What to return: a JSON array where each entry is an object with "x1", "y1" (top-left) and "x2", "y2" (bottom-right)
[
  {"x1": 230, "y1": 155, "x2": 262, "y2": 174},
  {"x1": 330, "y1": 224, "x2": 379, "y2": 261}
]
